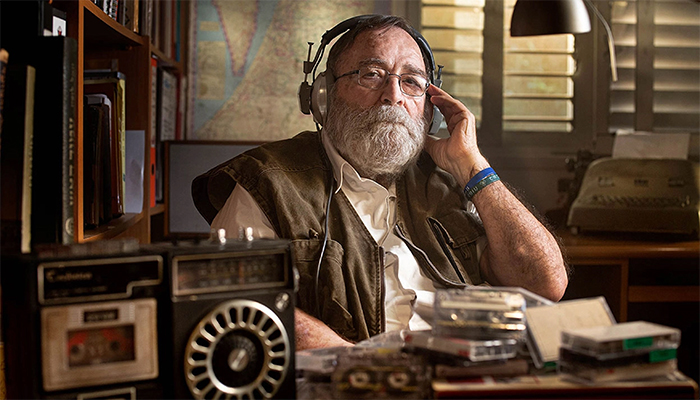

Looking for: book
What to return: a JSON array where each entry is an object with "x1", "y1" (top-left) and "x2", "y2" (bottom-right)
[
  {"x1": 117, "y1": 0, "x2": 126, "y2": 25},
  {"x1": 1, "y1": 65, "x2": 36, "y2": 254},
  {"x1": 175, "y1": 74, "x2": 186, "y2": 140},
  {"x1": 0, "y1": 48, "x2": 8, "y2": 140},
  {"x1": 139, "y1": 0, "x2": 153, "y2": 44},
  {"x1": 158, "y1": 68, "x2": 177, "y2": 142},
  {"x1": 161, "y1": 0, "x2": 173, "y2": 59},
  {"x1": 22, "y1": 36, "x2": 77, "y2": 246},
  {"x1": 84, "y1": 70, "x2": 126, "y2": 218},
  {"x1": 150, "y1": 57, "x2": 158, "y2": 207},
  {"x1": 155, "y1": 68, "x2": 177, "y2": 203},
  {"x1": 152, "y1": 0, "x2": 161, "y2": 47},
  {"x1": 85, "y1": 94, "x2": 113, "y2": 224},
  {"x1": 82, "y1": 99, "x2": 102, "y2": 228},
  {"x1": 175, "y1": 0, "x2": 181, "y2": 61},
  {"x1": 124, "y1": 130, "x2": 145, "y2": 213},
  {"x1": 104, "y1": 0, "x2": 118, "y2": 21},
  {"x1": 124, "y1": 0, "x2": 139, "y2": 33}
]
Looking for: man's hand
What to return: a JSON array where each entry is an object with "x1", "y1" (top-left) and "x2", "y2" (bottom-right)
[
  {"x1": 424, "y1": 84, "x2": 490, "y2": 183},
  {"x1": 423, "y1": 84, "x2": 568, "y2": 302},
  {"x1": 295, "y1": 308, "x2": 354, "y2": 350}
]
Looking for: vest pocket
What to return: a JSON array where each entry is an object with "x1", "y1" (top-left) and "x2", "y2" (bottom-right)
[
  {"x1": 290, "y1": 239, "x2": 356, "y2": 339},
  {"x1": 428, "y1": 212, "x2": 484, "y2": 285}
]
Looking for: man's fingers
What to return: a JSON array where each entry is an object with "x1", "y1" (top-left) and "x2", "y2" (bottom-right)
[{"x1": 428, "y1": 85, "x2": 470, "y2": 124}]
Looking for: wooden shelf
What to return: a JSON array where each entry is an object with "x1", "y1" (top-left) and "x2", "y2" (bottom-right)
[
  {"x1": 150, "y1": 203, "x2": 165, "y2": 216},
  {"x1": 83, "y1": 212, "x2": 145, "y2": 241},
  {"x1": 81, "y1": 0, "x2": 145, "y2": 48},
  {"x1": 151, "y1": 45, "x2": 183, "y2": 71},
  {"x1": 55, "y1": 0, "x2": 190, "y2": 245}
]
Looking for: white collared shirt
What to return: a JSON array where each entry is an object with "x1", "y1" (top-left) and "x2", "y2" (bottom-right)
[{"x1": 211, "y1": 131, "x2": 482, "y2": 332}]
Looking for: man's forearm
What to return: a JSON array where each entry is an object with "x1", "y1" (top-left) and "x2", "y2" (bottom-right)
[
  {"x1": 472, "y1": 179, "x2": 568, "y2": 301},
  {"x1": 295, "y1": 308, "x2": 354, "y2": 350}
]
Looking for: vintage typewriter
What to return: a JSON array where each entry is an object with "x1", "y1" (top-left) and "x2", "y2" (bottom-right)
[{"x1": 567, "y1": 157, "x2": 699, "y2": 236}]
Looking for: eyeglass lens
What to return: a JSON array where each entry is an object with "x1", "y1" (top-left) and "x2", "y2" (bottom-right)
[{"x1": 357, "y1": 66, "x2": 428, "y2": 97}]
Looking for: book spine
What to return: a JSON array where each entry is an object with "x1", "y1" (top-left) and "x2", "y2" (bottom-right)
[
  {"x1": 175, "y1": 0, "x2": 181, "y2": 62},
  {"x1": 117, "y1": 77, "x2": 126, "y2": 215},
  {"x1": 1, "y1": 65, "x2": 35, "y2": 254},
  {"x1": 63, "y1": 38, "x2": 77, "y2": 244},
  {"x1": 0, "y1": 48, "x2": 8, "y2": 139},
  {"x1": 23, "y1": 81, "x2": 35, "y2": 254},
  {"x1": 150, "y1": 56, "x2": 157, "y2": 207},
  {"x1": 83, "y1": 102, "x2": 99, "y2": 227}
]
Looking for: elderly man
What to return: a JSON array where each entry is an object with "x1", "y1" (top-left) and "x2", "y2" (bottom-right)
[{"x1": 196, "y1": 15, "x2": 568, "y2": 350}]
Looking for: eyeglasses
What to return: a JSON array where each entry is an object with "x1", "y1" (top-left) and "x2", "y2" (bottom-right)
[{"x1": 335, "y1": 66, "x2": 430, "y2": 97}]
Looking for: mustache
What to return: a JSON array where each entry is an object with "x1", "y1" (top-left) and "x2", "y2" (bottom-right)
[{"x1": 350, "y1": 104, "x2": 420, "y2": 131}]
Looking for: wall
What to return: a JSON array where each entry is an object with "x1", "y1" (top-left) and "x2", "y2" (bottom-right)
[{"x1": 188, "y1": 0, "x2": 396, "y2": 142}]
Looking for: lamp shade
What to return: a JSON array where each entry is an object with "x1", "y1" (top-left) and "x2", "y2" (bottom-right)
[{"x1": 510, "y1": 0, "x2": 592, "y2": 36}]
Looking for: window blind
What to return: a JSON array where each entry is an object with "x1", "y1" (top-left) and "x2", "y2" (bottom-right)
[
  {"x1": 420, "y1": 0, "x2": 578, "y2": 134},
  {"x1": 609, "y1": 0, "x2": 700, "y2": 134},
  {"x1": 421, "y1": 0, "x2": 485, "y2": 123},
  {"x1": 503, "y1": 0, "x2": 576, "y2": 133}
]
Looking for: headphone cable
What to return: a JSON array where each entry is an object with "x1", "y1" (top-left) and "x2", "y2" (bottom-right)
[{"x1": 314, "y1": 171, "x2": 335, "y2": 319}]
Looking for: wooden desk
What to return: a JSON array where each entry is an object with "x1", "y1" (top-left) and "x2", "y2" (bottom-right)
[
  {"x1": 559, "y1": 231, "x2": 700, "y2": 384},
  {"x1": 432, "y1": 372, "x2": 699, "y2": 399}
]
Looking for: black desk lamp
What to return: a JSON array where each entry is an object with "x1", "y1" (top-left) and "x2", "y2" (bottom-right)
[{"x1": 510, "y1": 0, "x2": 618, "y2": 81}]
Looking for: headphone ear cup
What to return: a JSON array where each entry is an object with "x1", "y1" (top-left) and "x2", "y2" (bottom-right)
[
  {"x1": 428, "y1": 105, "x2": 444, "y2": 135},
  {"x1": 310, "y1": 71, "x2": 335, "y2": 126}
]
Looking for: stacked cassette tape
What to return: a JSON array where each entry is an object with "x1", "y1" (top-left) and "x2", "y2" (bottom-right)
[
  {"x1": 432, "y1": 287, "x2": 528, "y2": 342},
  {"x1": 332, "y1": 349, "x2": 430, "y2": 399},
  {"x1": 559, "y1": 321, "x2": 681, "y2": 383},
  {"x1": 401, "y1": 287, "x2": 528, "y2": 369}
]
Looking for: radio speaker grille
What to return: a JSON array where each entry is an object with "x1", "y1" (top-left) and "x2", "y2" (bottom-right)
[{"x1": 184, "y1": 299, "x2": 291, "y2": 399}]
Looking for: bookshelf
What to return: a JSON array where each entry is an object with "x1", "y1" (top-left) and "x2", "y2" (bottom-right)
[{"x1": 48, "y1": 0, "x2": 189, "y2": 244}]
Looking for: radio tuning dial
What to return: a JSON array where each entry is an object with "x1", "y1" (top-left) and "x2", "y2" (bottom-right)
[{"x1": 228, "y1": 348, "x2": 250, "y2": 372}]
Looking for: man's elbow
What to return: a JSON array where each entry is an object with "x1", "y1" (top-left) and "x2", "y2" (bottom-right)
[{"x1": 543, "y1": 257, "x2": 569, "y2": 302}]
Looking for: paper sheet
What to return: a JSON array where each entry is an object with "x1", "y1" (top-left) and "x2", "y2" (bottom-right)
[{"x1": 612, "y1": 131, "x2": 690, "y2": 159}]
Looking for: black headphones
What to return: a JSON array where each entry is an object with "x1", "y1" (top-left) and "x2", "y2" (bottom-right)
[{"x1": 298, "y1": 15, "x2": 444, "y2": 134}]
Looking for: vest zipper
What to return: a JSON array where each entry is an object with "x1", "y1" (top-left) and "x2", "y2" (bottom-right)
[
  {"x1": 393, "y1": 224, "x2": 465, "y2": 288},
  {"x1": 428, "y1": 218, "x2": 467, "y2": 284}
]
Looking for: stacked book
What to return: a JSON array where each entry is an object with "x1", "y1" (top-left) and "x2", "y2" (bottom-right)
[{"x1": 559, "y1": 321, "x2": 680, "y2": 384}]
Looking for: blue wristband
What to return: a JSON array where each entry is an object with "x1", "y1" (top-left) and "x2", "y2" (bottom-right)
[
  {"x1": 464, "y1": 167, "x2": 495, "y2": 192},
  {"x1": 465, "y1": 173, "x2": 500, "y2": 200}
]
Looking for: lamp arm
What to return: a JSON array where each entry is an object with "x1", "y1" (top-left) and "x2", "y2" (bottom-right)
[{"x1": 584, "y1": 0, "x2": 618, "y2": 81}]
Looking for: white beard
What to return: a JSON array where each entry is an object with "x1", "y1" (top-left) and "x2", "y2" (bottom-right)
[{"x1": 324, "y1": 96, "x2": 428, "y2": 185}]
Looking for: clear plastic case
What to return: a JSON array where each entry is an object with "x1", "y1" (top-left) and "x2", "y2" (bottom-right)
[
  {"x1": 331, "y1": 350, "x2": 430, "y2": 399},
  {"x1": 432, "y1": 288, "x2": 527, "y2": 341},
  {"x1": 560, "y1": 321, "x2": 681, "y2": 357},
  {"x1": 559, "y1": 358, "x2": 678, "y2": 384},
  {"x1": 402, "y1": 330, "x2": 520, "y2": 362}
]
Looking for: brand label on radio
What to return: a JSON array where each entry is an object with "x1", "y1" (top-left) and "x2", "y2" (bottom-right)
[{"x1": 38, "y1": 256, "x2": 163, "y2": 304}]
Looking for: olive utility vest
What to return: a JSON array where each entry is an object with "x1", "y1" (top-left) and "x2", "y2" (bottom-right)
[{"x1": 192, "y1": 131, "x2": 486, "y2": 342}]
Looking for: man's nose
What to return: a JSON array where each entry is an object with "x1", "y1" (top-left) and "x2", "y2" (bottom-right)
[{"x1": 380, "y1": 74, "x2": 404, "y2": 106}]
